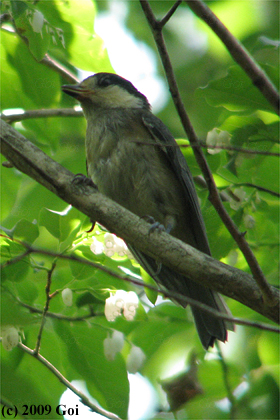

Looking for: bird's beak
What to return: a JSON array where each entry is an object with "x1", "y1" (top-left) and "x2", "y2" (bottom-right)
[{"x1": 62, "y1": 84, "x2": 91, "y2": 100}]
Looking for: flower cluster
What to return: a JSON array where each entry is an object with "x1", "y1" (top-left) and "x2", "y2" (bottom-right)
[
  {"x1": 103, "y1": 330, "x2": 146, "y2": 373},
  {"x1": 105, "y1": 290, "x2": 139, "y2": 322},
  {"x1": 90, "y1": 233, "x2": 133, "y2": 258}
]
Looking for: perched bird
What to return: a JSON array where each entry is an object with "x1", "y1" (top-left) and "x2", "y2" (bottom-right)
[{"x1": 62, "y1": 73, "x2": 233, "y2": 349}]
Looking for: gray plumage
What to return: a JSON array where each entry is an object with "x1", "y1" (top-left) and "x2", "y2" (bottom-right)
[{"x1": 62, "y1": 73, "x2": 233, "y2": 349}]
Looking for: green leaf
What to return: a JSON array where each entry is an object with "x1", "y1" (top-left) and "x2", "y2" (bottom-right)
[
  {"x1": 39, "y1": 207, "x2": 61, "y2": 239},
  {"x1": 55, "y1": 0, "x2": 113, "y2": 72},
  {"x1": 75, "y1": 291, "x2": 105, "y2": 308},
  {"x1": 1, "y1": 258, "x2": 30, "y2": 283},
  {"x1": 14, "y1": 10, "x2": 50, "y2": 61},
  {"x1": 141, "y1": 267, "x2": 158, "y2": 305},
  {"x1": 10, "y1": 0, "x2": 28, "y2": 19},
  {"x1": 53, "y1": 320, "x2": 129, "y2": 418},
  {"x1": 39, "y1": 206, "x2": 81, "y2": 243},
  {"x1": 1, "y1": 326, "x2": 65, "y2": 419},
  {"x1": 12, "y1": 219, "x2": 39, "y2": 243},
  {"x1": 1, "y1": 237, "x2": 31, "y2": 283},
  {"x1": 0, "y1": 291, "x2": 36, "y2": 326},
  {"x1": 202, "y1": 203, "x2": 235, "y2": 259},
  {"x1": 5, "y1": 37, "x2": 60, "y2": 108},
  {"x1": 197, "y1": 66, "x2": 276, "y2": 113},
  {"x1": 0, "y1": 31, "x2": 37, "y2": 110}
]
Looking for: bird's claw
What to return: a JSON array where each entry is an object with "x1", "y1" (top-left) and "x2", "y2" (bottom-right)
[
  {"x1": 72, "y1": 173, "x2": 98, "y2": 189},
  {"x1": 140, "y1": 215, "x2": 166, "y2": 235}
]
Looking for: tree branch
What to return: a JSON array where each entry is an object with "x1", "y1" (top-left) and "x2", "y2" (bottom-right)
[
  {"x1": 1, "y1": 120, "x2": 279, "y2": 323},
  {"x1": 34, "y1": 261, "x2": 56, "y2": 355},
  {"x1": 17, "y1": 342, "x2": 122, "y2": 420},
  {"x1": 5, "y1": 244, "x2": 279, "y2": 333},
  {"x1": 139, "y1": 0, "x2": 276, "y2": 306},
  {"x1": 40, "y1": 54, "x2": 79, "y2": 84},
  {"x1": 185, "y1": 0, "x2": 280, "y2": 115},
  {"x1": 1, "y1": 108, "x2": 83, "y2": 123}
]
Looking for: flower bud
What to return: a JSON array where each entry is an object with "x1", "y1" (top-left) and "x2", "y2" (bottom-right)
[
  {"x1": 62, "y1": 288, "x2": 73, "y2": 307},
  {"x1": 103, "y1": 331, "x2": 124, "y2": 361},
  {"x1": 126, "y1": 346, "x2": 146, "y2": 373},
  {"x1": 2, "y1": 326, "x2": 19, "y2": 351},
  {"x1": 31, "y1": 10, "x2": 44, "y2": 33}
]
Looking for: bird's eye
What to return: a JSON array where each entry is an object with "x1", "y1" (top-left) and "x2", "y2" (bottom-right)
[{"x1": 98, "y1": 77, "x2": 111, "y2": 88}]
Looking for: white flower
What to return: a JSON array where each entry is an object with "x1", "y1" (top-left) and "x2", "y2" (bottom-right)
[
  {"x1": 115, "y1": 290, "x2": 128, "y2": 309},
  {"x1": 2, "y1": 326, "x2": 19, "y2": 351},
  {"x1": 90, "y1": 237, "x2": 104, "y2": 255},
  {"x1": 62, "y1": 288, "x2": 73, "y2": 307},
  {"x1": 104, "y1": 290, "x2": 139, "y2": 322},
  {"x1": 31, "y1": 10, "x2": 44, "y2": 33},
  {"x1": 104, "y1": 233, "x2": 115, "y2": 249},
  {"x1": 104, "y1": 295, "x2": 122, "y2": 322},
  {"x1": 113, "y1": 237, "x2": 128, "y2": 257},
  {"x1": 206, "y1": 128, "x2": 231, "y2": 154},
  {"x1": 104, "y1": 234, "x2": 130, "y2": 257},
  {"x1": 123, "y1": 291, "x2": 139, "y2": 321},
  {"x1": 126, "y1": 346, "x2": 146, "y2": 373},
  {"x1": 103, "y1": 331, "x2": 124, "y2": 361}
]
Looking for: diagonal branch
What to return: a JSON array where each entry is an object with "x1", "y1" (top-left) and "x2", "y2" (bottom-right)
[
  {"x1": 185, "y1": 0, "x2": 280, "y2": 115},
  {"x1": 139, "y1": 0, "x2": 276, "y2": 306},
  {"x1": 1, "y1": 120, "x2": 279, "y2": 322},
  {"x1": 18, "y1": 342, "x2": 122, "y2": 420},
  {"x1": 6, "y1": 244, "x2": 280, "y2": 333}
]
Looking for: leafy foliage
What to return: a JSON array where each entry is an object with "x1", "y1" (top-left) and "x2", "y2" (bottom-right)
[{"x1": 1, "y1": 1, "x2": 279, "y2": 419}]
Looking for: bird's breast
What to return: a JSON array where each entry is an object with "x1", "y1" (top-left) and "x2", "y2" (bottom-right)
[{"x1": 84, "y1": 114, "x2": 191, "y2": 240}]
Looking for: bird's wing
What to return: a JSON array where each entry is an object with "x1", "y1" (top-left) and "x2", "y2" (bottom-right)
[
  {"x1": 142, "y1": 113, "x2": 211, "y2": 255},
  {"x1": 139, "y1": 113, "x2": 234, "y2": 347}
]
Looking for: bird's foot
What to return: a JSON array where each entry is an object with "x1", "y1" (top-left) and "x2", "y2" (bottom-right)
[
  {"x1": 71, "y1": 173, "x2": 98, "y2": 189},
  {"x1": 141, "y1": 215, "x2": 165, "y2": 234}
]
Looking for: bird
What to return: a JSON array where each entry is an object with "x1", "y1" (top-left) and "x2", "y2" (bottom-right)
[{"x1": 62, "y1": 73, "x2": 233, "y2": 349}]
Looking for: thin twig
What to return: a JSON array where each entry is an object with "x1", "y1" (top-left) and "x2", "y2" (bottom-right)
[
  {"x1": 130, "y1": 138, "x2": 280, "y2": 157},
  {"x1": 139, "y1": 0, "x2": 277, "y2": 306},
  {"x1": 2, "y1": 109, "x2": 279, "y2": 159},
  {"x1": 194, "y1": 176, "x2": 280, "y2": 199},
  {"x1": 34, "y1": 261, "x2": 56, "y2": 355},
  {"x1": 159, "y1": 1, "x2": 182, "y2": 27},
  {"x1": 40, "y1": 54, "x2": 79, "y2": 84},
  {"x1": 3, "y1": 241, "x2": 280, "y2": 333},
  {"x1": 235, "y1": 183, "x2": 280, "y2": 198},
  {"x1": 216, "y1": 343, "x2": 237, "y2": 419},
  {"x1": 1, "y1": 108, "x2": 83, "y2": 123},
  {"x1": 198, "y1": 143, "x2": 279, "y2": 157},
  {"x1": 18, "y1": 342, "x2": 122, "y2": 420},
  {"x1": 185, "y1": 0, "x2": 280, "y2": 115},
  {"x1": 15, "y1": 297, "x2": 100, "y2": 321}
]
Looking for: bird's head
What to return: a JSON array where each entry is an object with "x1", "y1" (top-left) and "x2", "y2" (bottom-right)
[{"x1": 62, "y1": 73, "x2": 151, "y2": 111}]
